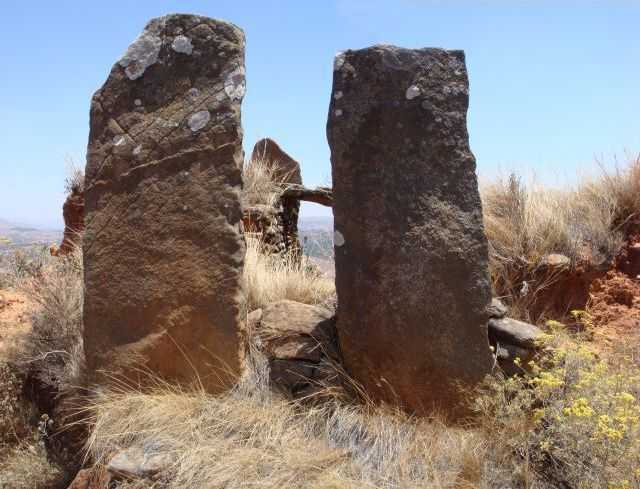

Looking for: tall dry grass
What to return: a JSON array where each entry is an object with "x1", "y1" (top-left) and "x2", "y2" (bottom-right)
[
  {"x1": 481, "y1": 155, "x2": 640, "y2": 317},
  {"x1": 13, "y1": 247, "x2": 84, "y2": 393},
  {"x1": 85, "y1": 356, "x2": 488, "y2": 489},
  {"x1": 243, "y1": 236, "x2": 335, "y2": 311},
  {"x1": 242, "y1": 155, "x2": 287, "y2": 209}
]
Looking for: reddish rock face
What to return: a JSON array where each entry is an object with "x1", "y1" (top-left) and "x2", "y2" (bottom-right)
[
  {"x1": 327, "y1": 46, "x2": 493, "y2": 417},
  {"x1": 250, "y1": 138, "x2": 302, "y2": 185},
  {"x1": 249, "y1": 138, "x2": 302, "y2": 255},
  {"x1": 83, "y1": 14, "x2": 246, "y2": 392},
  {"x1": 53, "y1": 188, "x2": 84, "y2": 256}
]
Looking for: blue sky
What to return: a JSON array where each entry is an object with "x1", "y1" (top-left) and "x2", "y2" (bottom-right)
[{"x1": 1, "y1": 0, "x2": 638, "y2": 228}]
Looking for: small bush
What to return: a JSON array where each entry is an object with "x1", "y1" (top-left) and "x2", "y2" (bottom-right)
[
  {"x1": 14, "y1": 247, "x2": 84, "y2": 397},
  {"x1": 475, "y1": 324, "x2": 640, "y2": 488}
]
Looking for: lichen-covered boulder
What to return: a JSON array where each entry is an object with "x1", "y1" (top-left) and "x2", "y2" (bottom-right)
[
  {"x1": 327, "y1": 45, "x2": 493, "y2": 416},
  {"x1": 83, "y1": 14, "x2": 246, "y2": 391}
]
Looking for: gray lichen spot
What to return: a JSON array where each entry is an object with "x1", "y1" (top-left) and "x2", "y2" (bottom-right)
[
  {"x1": 188, "y1": 110, "x2": 211, "y2": 132},
  {"x1": 334, "y1": 91, "x2": 343, "y2": 100},
  {"x1": 334, "y1": 109, "x2": 343, "y2": 117},
  {"x1": 134, "y1": 99, "x2": 142, "y2": 106},
  {"x1": 334, "y1": 230, "x2": 345, "y2": 247},
  {"x1": 187, "y1": 88, "x2": 200, "y2": 100},
  {"x1": 133, "y1": 145, "x2": 142, "y2": 156},
  {"x1": 405, "y1": 85, "x2": 421, "y2": 100},
  {"x1": 334, "y1": 52, "x2": 345, "y2": 71},
  {"x1": 171, "y1": 35, "x2": 193, "y2": 55},
  {"x1": 118, "y1": 30, "x2": 162, "y2": 80},
  {"x1": 224, "y1": 67, "x2": 246, "y2": 101}
]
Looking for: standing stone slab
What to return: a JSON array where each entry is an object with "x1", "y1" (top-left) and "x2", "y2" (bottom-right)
[
  {"x1": 327, "y1": 45, "x2": 493, "y2": 416},
  {"x1": 83, "y1": 14, "x2": 246, "y2": 391}
]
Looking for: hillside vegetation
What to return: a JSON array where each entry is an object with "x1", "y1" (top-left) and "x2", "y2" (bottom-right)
[{"x1": 1, "y1": 156, "x2": 639, "y2": 488}]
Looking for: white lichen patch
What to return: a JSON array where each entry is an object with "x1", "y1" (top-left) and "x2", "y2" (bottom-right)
[
  {"x1": 224, "y1": 67, "x2": 246, "y2": 101},
  {"x1": 171, "y1": 35, "x2": 193, "y2": 55},
  {"x1": 334, "y1": 52, "x2": 345, "y2": 71},
  {"x1": 118, "y1": 30, "x2": 162, "y2": 80},
  {"x1": 405, "y1": 85, "x2": 421, "y2": 100},
  {"x1": 334, "y1": 230, "x2": 345, "y2": 247},
  {"x1": 188, "y1": 110, "x2": 211, "y2": 132},
  {"x1": 133, "y1": 145, "x2": 142, "y2": 156},
  {"x1": 334, "y1": 109, "x2": 343, "y2": 117},
  {"x1": 134, "y1": 99, "x2": 142, "y2": 106},
  {"x1": 113, "y1": 135, "x2": 126, "y2": 147},
  {"x1": 334, "y1": 91, "x2": 343, "y2": 100}
]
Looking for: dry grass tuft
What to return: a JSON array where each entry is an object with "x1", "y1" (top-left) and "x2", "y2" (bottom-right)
[
  {"x1": 242, "y1": 155, "x2": 286, "y2": 208},
  {"x1": 0, "y1": 441, "x2": 63, "y2": 489},
  {"x1": 86, "y1": 358, "x2": 487, "y2": 489},
  {"x1": 244, "y1": 236, "x2": 335, "y2": 311}
]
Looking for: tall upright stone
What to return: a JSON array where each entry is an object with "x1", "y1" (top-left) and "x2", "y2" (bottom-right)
[
  {"x1": 327, "y1": 46, "x2": 493, "y2": 416},
  {"x1": 83, "y1": 14, "x2": 246, "y2": 391}
]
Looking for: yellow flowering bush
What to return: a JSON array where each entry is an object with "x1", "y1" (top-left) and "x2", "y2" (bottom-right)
[{"x1": 475, "y1": 325, "x2": 640, "y2": 488}]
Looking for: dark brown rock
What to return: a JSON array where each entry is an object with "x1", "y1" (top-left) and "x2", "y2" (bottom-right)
[
  {"x1": 83, "y1": 14, "x2": 246, "y2": 392},
  {"x1": 327, "y1": 45, "x2": 493, "y2": 416},
  {"x1": 52, "y1": 188, "x2": 84, "y2": 256}
]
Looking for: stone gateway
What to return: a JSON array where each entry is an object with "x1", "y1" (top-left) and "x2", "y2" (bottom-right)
[
  {"x1": 327, "y1": 45, "x2": 494, "y2": 416},
  {"x1": 83, "y1": 14, "x2": 246, "y2": 391}
]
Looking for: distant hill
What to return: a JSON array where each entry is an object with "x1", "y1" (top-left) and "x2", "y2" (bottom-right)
[
  {"x1": 0, "y1": 219, "x2": 61, "y2": 254},
  {"x1": 299, "y1": 216, "x2": 333, "y2": 260}
]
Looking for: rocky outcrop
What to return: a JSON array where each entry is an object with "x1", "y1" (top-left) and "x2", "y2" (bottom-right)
[
  {"x1": 83, "y1": 14, "x2": 246, "y2": 392},
  {"x1": 52, "y1": 188, "x2": 84, "y2": 256},
  {"x1": 327, "y1": 45, "x2": 493, "y2": 416},
  {"x1": 247, "y1": 138, "x2": 302, "y2": 256},
  {"x1": 251, "y1": 300, "x2": 339, "y2": 397}
]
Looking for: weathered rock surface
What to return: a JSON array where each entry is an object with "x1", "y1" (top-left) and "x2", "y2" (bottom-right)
[
  {"x1": 83, "y1": 14, "x2": 246, "y2": 391},
  {"x1": 242, "y1": 204, "x2": 288, "y2": 255},
  {"x1": 488, "y1": 317, "x2": 543, "y2": 350},
  {"x1": 327, "y1": 45, "x2": 493, "y2": 416},
  {"x1": 52, "y1": 188, "x2": 85, "y2": 256},
  {"x1": 108, "y1": 445, "x2": 173, "y2": 480},
  {"x1": 66, "y1": 468, "x2": 111, "y2": 489},
  {"x1": 488, "y1": 317, "x2": 543, "y2": 375},
  {"x1": 253, "y1": 300, "x2": 339, "y2": 396},
  {"x1": 246, "y1": 138, "x2": 303, "y2": 256},
  {"x1": 250, "y1": 138, "x2": 302, "y2": 185}
]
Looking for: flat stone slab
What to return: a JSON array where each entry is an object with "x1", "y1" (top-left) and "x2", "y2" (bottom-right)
[{"x1": 488, "y1": 317, "x2": 543, "y2": 349}]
